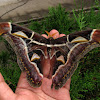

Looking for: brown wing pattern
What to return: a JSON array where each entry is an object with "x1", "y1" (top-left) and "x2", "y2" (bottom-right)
[{"x1": 0, "y1": 22, "x2": 100, "y2": 89}]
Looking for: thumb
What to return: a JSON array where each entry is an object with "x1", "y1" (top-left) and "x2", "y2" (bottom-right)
[{"x1": 0, "y1": 73, "x2": 15, "y2": 100}]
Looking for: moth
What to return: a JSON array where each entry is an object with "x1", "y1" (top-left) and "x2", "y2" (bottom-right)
[{"x1": 0, "y1": 22, "x2": 100, "y2": 89}]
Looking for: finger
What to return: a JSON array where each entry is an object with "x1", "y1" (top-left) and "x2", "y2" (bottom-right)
[
  {"x1": 15, "y1": 72, "x2": 31, "y2": 93},
  {"x1": 59, "y1": 34, "x2": 66, "y2": 37},
  {"x1": 0, "y1": 73, "x2": 15, "y2": 100},
  {"x1": 41, "y1": 34, "x2": 48, "y2": 39},
  {"x1": 42, "y1": 78, "x2": 70, "y2": 100},
  {"x1": 63, "y1": 78, "x2": 71, "y2": 90},
  {"x1": 49, "y1": 29, "x2": 59, "y2": 39},
  {"x1": 15, "y1": 72, "x2": 41, "y2": 94},
  {"x1": 15, "y1": 72, "x2": 30, "y2": 93},
  {"x1": 16, "y1": 72, "x2": 30, "y2": 89},
  {"x1": 52, "y1": 33, "x2": 59, "y2": 39},
  {"x1": 49, "y1": 29, "x2": 59, "y2": 35}
]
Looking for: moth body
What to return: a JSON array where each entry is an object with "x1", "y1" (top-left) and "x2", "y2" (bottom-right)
[{"x1": 0, "y1": 22, "x2": 100, "y2": 89}]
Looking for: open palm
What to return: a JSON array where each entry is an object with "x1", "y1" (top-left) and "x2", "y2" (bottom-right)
[
  {"x1": 0, "y1": 29, "x2": 71, "y2": 100},
  {"x1": 0, "y1": 72, "x2": 71, "y2": 100}
]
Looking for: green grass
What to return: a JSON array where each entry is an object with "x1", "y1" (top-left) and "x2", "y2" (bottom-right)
[
  {"x1": 0, "y1": 1, "x2": 100, "y2": 100},
  {"x1": 0, "y1": 42, "x2": 21, "y2": 92}
]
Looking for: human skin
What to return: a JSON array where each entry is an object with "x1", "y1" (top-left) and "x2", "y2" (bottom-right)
[{"x1": 0, "y1": 29, "x2": 71, "y2": 100}]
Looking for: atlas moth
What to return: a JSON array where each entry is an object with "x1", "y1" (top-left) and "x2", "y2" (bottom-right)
[{"x1": 0, "y1": 22, "x2": 100, "y2": 89}]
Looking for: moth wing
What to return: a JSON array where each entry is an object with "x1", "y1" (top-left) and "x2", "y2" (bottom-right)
[
  {"x1": 52, "y1": 29, "x2": 100, "y2": 89},
  {"x1": 0, "y1": 22, "x2": 48, "y2": 87}
]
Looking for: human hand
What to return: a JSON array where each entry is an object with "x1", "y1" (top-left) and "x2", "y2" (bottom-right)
[
  {"x1": 42, "y1": 29, "x2": 66, "y2": 39},
  {"x1": 0, "y1": 72, "x2": 71, "y2": 100},
  {"x1": 0, "y1": 29, "x2": 71, "y2": 100}
]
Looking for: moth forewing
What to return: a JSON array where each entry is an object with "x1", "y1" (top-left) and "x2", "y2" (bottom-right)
[{"x1": 0, "y1": 22, "x2": 100, "y2": 89}]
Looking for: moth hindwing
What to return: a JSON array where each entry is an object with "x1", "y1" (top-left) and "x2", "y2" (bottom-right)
[{"x1": 0, "y1": 22, "x2": 100, "y2": 89}]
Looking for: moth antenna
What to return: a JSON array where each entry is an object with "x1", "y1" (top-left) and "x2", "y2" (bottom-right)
[
  {"x1": 45, "y1": 30, "x2": 58, "y2": 39},
  {"x1": 45, "y1": 30, "x2": 51, "y2": 37},
  {"x1": 52, "y1": 32, "x2": 58, "y2": 36}
]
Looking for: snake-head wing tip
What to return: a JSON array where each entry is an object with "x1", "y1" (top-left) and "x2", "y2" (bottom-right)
[
  {"x1": 0, "y1": 22, "x2": 11, "y2": 35},
  {"x1": 91, "y1": 29, "x2": 100, "y2": 43}
]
